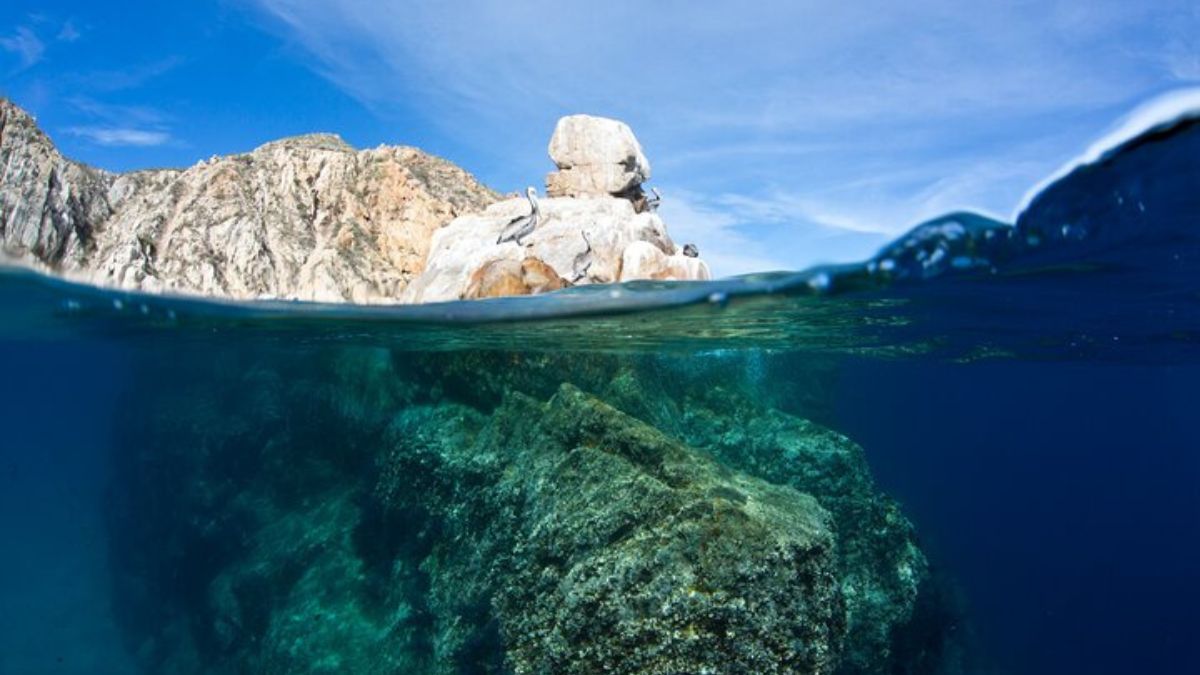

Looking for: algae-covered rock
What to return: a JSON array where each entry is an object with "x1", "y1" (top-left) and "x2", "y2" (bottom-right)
[
  {"x1": 104, "y1": 346, "x2": 964, "y2": 674},
  {"x1": 378, "y1": 385, "x2": 846, "y2": 674}
]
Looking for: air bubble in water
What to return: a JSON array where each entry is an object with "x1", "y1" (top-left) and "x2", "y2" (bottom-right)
[{"x1": 807, "y1": 273, "x2": 831, "y2": 292}]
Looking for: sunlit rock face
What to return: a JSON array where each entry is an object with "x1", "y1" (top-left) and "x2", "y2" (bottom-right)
[
  {"x1": 545, "y1": 114, "x2": 651, "y2": 198},
  {"x1": 401, "y1": 195, "x2": 709, "y2": 303},
  {"x1": 0, "y1": 98, "x2": 497, "y2": 303},
  {"x1": 1, "y1": 100, "x2": 707, "y2": 304},
  {"x1": 403, "y1": 115, "x2": 709, "y2": 303}
]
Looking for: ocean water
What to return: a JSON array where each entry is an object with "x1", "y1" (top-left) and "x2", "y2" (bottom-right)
[{"x1": 1, "y1": 105, "x2": 1198, "y2": 674}]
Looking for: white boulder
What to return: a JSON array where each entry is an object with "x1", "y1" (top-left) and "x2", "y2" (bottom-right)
[
  {"x1": 401, "y1": 195, "x2": 709, "y2": 304},
  {"x1": 545, "y1": 115, "x2": 651, "y2": 198}
]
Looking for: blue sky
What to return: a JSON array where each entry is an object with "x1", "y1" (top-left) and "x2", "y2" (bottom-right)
[{"x1": 2, "y1": 1, "x2": 1198, "y2": 276}]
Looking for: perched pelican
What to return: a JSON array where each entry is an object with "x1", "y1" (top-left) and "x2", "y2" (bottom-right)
[
  {"x1": 497, "y1": 186, "x2": 540, "y2": 245},
  {"x1": 645, "y1": 187, "x2": 662, "y2": 212},
  {"x1": 571, "y1": 232, "x2": 593, "y2": 282}
]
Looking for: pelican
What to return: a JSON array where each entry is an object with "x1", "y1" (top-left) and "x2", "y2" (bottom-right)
[
  {"x1": 497, "y1": 186, "x2": 540, "y2": 245},
  {"x1": 682, "y1": 243, "x2": 699, "y2": 258},
  {"x1": 645, "y1": 187, "x2": 662, "y2": 212},
  {"x1": 571, "y1": 232, "x2": 593, "y2": 282}
]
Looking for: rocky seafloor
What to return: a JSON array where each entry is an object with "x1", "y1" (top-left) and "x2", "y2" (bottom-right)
[{"x1": 104, "y1": 344, "x2": 978, "y2": 674}]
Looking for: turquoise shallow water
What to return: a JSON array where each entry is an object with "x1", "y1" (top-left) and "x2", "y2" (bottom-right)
[{"x1": 0, "y1": 111, "x2": 1198, "y2": 673}]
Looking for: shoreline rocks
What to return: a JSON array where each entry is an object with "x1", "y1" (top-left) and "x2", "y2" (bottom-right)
[
  {"x1": 0, "y1": 98, "x2": 498, "y2": 303},
  {"x1": 401, "y1": 194, "x2": 709, "y2": 303},
  {"x1": 403, "y1": 114, "x2": 709, "y2": 303},
  {"x1": 1, "y1": 100, "x2": 709, "y2": 303}
]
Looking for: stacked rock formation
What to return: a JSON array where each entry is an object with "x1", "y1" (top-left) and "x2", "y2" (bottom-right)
[
  {"x1": 402, "y1": 114, "x2": 710, "y2": 302},
  {"x1": 544, "y1": 115, "x2": 650, "y2": 200}
]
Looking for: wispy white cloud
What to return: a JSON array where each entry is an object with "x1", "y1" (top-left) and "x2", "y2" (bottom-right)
[
  {"x1": 65, "y1": 126, "x2": 172, "y2": 147},
  {"x1": 68, "y1": 97, "x2": 169, "y2": 127},
  {"x1": 0, "y1": 26, "x2": 45, "y2": 70},
  {"x1": 71, "y1": 57, "x2": 183, "y2": 92},
  {"x1": 61, "y1": 98, "x2": 175, "y2": 148},
  {"x1": 249, "y1": 1, "x2": 1170, "y2": 131},
  {"x1": 1158, "y1": 4, "x2": 1200, "y2": 82},
  {"x1": 56, "y1": 21, "x2": 81, "y2": 43},
  {"x1": 245, "y1": 0, "x2": 1200, "y2": 274},
  {"x1": 658, "y1": 190, "x2": 791, "y2": 275}
]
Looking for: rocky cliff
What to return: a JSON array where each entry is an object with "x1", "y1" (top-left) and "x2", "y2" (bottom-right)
[
  {"x1": 1, "y1": 101, "x2": 708, "y2": 303},
  {"x1": 0, "y1": 99, "x2": 498, "y2": 303}
]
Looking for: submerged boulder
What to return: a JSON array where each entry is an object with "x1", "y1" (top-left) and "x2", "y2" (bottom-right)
[
  {"x1": 378, "y1": 385, "x2": 846, "y2": 674},
  {"x1": 105, "y1": 347, "x2": 967, "y2": 674}
]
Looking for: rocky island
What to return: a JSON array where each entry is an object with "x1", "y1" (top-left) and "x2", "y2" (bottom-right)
[{"x1": 0, "y1": 100, "x2": 707, "y2": 304}]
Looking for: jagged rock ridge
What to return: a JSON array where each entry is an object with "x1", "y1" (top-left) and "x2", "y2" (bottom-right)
[
  {"x1": 1, "y1": 102, "x2": 710, "y2": 303},
  {"x1": 0, "y1": 98, "x2": 499, "y2": 303}
]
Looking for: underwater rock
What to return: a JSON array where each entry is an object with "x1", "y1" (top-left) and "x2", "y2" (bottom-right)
[
  {"x1": 103, "y1": 347, "x2": 960, "y2": 674},
  {"x1": 378, "y1": 384, "x2": 846, "y2": 674}
]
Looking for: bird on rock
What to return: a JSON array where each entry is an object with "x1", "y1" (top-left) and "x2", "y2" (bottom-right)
[
  {"x1": 497, "y1": 186, "x2": 541, "y2": 245},
  {"x1": 645, "y1": 187, "x2": 662, "y2": 212}
]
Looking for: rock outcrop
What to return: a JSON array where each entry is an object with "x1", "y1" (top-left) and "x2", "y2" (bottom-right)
[
  {"x1": 545, "y1": 114, "x2": 650, "y2": 199},
  {"x1": 402, "y1": 195, "x2": 709, "y2": 303},
  {"x1": 402, "y1": 115, "x2": 709, "y2": 303},
  {"x1": 0, "y1": 98, "x2": 498, "y2": 302},
  {"x1": 1, "y1": 101, "x2": 709, "y2": 303}
]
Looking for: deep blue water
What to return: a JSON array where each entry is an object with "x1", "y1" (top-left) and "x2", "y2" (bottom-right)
[
  {"x1": 834, "y1": 360, "x2": 1200, "y2": 674},
  {"x1": 0, "y1": 341, "x2": 135, "y2": 674},
  {"x1": 0, "y1": 102, "x2": 1198, "y2": 673}
]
